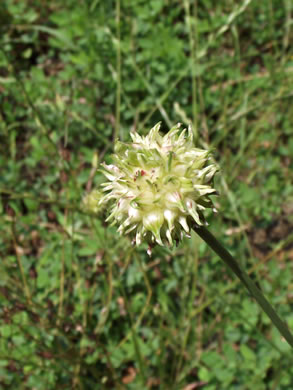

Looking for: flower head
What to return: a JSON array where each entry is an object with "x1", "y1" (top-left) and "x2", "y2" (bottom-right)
[{"x1": 99, "y1": 123, "x2": 218, "y2": 249}]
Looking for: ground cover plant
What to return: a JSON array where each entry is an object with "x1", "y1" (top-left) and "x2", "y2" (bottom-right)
[{"x1": 1, "y1": 0, "x2": 293, "y2": 389}]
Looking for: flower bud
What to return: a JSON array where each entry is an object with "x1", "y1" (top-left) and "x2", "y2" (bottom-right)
[{"x1": 82, "y1": 189, "x2": 104, "y2": 214}]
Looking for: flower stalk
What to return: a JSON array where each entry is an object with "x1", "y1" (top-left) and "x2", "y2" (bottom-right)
[{"x1": 195, "y1": 225, "x2": 293, "y2": 349}]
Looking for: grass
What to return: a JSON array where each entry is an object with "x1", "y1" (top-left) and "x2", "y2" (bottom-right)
[{"x1": 1, "y1": 0, "x2": 293, "y2": 389}]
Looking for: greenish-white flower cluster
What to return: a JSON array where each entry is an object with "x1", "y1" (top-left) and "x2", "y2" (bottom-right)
[{"x1": 99, "y1": 123, "x2": 218, "y2": 249}]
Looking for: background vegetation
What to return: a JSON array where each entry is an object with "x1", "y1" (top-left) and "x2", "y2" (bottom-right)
[{"x1": 1, "y1": 0, "x2": 293, "y2": 388}]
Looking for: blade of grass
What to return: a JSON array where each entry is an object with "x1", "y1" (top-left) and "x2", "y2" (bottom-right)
[
  {"x1": 11, "y1": 221, "x2": 32, "y2": 306},
  {"x1": 114, "y1": 0, "x2": 121, "y2": 142},
  {"x1": 183, "y1": 0, "x2": 198, "y2": 139},
  {"x1": 117, "y1": 275, "x2": 147, "y2": 385}
]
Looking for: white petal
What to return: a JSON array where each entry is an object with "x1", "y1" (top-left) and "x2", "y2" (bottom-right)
[
  {"x1": 178, "y1": 216, "x2": 189, "y2": 233},
  {"x1": 166, "y1": 229, "x2": 173, "y2": 246},
  {"x1": 128, "y1": 206, "x2": 141, "y2": 220},
  {"x1": 164, "y1": 209, "x2": 176, "y2": 230}
]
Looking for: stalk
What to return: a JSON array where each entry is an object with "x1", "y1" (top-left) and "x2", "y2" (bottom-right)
[{"x1": 194, "y1": 225, "x2": 293, "y2": 348}]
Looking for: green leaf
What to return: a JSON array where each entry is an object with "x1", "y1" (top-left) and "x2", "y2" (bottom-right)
[{"x1": 240, "y1": 344, "x2": 256, "y2": 362}]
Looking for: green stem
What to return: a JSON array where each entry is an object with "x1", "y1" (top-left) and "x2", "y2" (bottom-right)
[
  {"x1": 194, "y1": 225, "x2": 293, "y2": 349},
  {"x1": 183, "y1": 0, "x2": 198, "y2": 139},
  {"x1": 114, "y1": 0, "x2": 121, "y2": 141}
]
